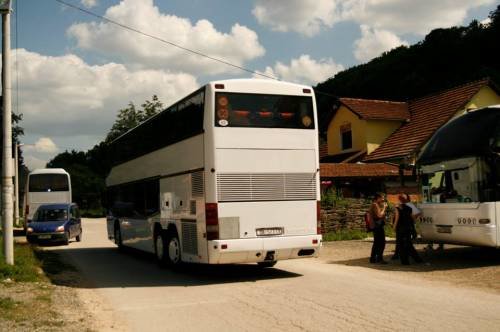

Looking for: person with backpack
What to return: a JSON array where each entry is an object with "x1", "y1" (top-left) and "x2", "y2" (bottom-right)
[
  {"x1": 369, "y1": 193, "x2": 388, "y2": 264},
  {"x1": 393, "y1": 194, "x2": 423, "y2": 265}
]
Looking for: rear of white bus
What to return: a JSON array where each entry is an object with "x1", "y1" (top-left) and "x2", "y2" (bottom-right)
[
  {"x1": 25, "y1": 169, "x2": 72, "y2": 226},
  {"x1": 204, "y1": 80, "x2": 322, "y2": 264}
]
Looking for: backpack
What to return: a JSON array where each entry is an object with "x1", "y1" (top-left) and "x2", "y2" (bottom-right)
[{"x1": 365, "y1": 211, "x2": 375, "y2": 232}]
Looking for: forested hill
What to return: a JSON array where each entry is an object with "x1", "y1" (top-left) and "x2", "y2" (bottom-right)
[{"x1": 315, "y1": 5, "x2": 500, "y2": 107}]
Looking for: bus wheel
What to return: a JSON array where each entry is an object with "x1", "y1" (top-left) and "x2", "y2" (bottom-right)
[
  {"x1": 166, "y1": 231, "x2": 182, "y2": 267},
  {"x1": 154, "y1": 232, "x2": 167, "y2": 267},
  {"x1": 114, "y1": 224, "x2": 123, "y2": 250},
  {"x1": 258, "y1": 261, "x2": 277, "y2": 268}
]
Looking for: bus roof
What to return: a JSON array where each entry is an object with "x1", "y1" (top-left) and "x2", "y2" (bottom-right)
[
  {"x1": 418, "y1": 105, "x2": 500, "y2": 165},
  {"x1": 109, "y1": 78, "x2": 314, "y2": 145},
  {"x1": 29, "y1": 168, "x2": 69, "y2": 175}
]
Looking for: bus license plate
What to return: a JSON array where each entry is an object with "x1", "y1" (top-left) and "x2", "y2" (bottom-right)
[
  {"x1": 256, "y1": 227, "x2": 283, "y2": 236},
  {"x1": 38, "y1": 234, "x2": 51, "y2": 239},
  {"x1": 436, "y1": 226, "x2": 452, "y2": 234}
]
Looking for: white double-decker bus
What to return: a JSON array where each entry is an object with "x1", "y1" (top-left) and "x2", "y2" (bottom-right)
[
  {"x1": 418, "y1": 105, "x2": 500, "y2": 247},
  {"x1": 24, "y1": 168, "x2": 72, "y2": 226},
  {"x1": 106, "y1": 79, "x2": 322, "y2": 267}
]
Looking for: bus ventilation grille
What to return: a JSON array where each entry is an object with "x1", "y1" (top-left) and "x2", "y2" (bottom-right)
[
  {"x1": 217, "y1": 173, "x2": 316, "y2": 202},
  {"x1": 181, "y1": 221, "x2": 198, "y2": 255},
  {"x1": 191, "y1": 171, "x2": 204, "y2": 197}
]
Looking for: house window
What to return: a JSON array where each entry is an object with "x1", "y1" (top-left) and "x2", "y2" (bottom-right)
[{"x1": 340, "y1": 123, "x2": 352, "y2": 150}]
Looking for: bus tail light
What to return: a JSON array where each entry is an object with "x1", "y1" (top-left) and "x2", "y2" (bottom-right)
[
  {"x1": 317, "y1": 201, "x2": 322, "y2": 234},
  {"x1": 205, "y1": 203, "x2": 219, "y2": 240},
  {"x1": 479, "y1": 219, "x2": 490, "y2": 224}
]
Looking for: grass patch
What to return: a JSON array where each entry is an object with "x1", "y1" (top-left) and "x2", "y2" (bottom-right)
[
  {"x1": 81, "y1": 208, "x2": 105, "y2": 218},
  {"x1": 0, "y1": 234, "x2": 44, "y2": 282},
  {"x1": 323, "y1": 229, "x2": 369, "y2": 241},
  {"x1": 0, "y1": 296, "x2": 19, "y2": 310},
  {"x1": 322, "y1": 225, "x2": 396, "y2": 242}
]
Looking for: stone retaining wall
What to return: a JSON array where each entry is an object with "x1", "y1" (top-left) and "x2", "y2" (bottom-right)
[{"x1": 320, "y1": 199, "x2": 371, "y2": 233}]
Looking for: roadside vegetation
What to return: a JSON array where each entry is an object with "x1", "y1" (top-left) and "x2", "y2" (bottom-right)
[{"x1": 0, "y1": 234, "x2": 84, "y2": 331}]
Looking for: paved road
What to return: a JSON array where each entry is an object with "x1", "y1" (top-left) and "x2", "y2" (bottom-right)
[{"x1": 45, "y1": 219, "x2": 500, "y2": 332}]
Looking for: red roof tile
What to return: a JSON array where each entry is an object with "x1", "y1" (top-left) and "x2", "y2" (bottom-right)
[
  {"x1": 364, "y1": 79, "x2": 492, "y2": 162},
  {"x1": 340, "y1": 98, "x2": 409, "y2": 121},
  {"x1": 320, "y1": 163, "x2": 404, "y2": 178}
]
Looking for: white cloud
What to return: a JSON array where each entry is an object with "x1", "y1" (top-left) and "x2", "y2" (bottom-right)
[
  {"x1": 25, "y1": 137, "x2": 59, "y2": 154},
  {"x1": 257, "y1": 55, "x2": 344, "y2": 85},
  {"x1": 24, "y1": 155, "x2": 48, "y2": 171},
  {"x1": 341, "y1": 0, "x2": 496, "y2": 35},
  {"x1": 253, "y1": 0, "x2": 338, "y2": 37},
  {"x1": 252, "y1": 0, "x2": 495, "y2": 36},
  {"x1": 11, "y1": 48, "x2": 199, "y2": 169},
  {"x1": 81, "y1": 0, "x2": 97, "y2": 8},
  {"x1": 68, "y1": 0, "x2": 265, "y2": 75},
  {"x1": 12, "y1": 49, "x2": 198, "y2": 140},
  {"x1": 353, "y1": 25, "x2": 408, "y2": 62}
]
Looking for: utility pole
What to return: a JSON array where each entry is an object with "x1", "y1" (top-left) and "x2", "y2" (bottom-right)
[
  {"x1": 14, "y1": 143, "x2": 22, "y2": 227},
  {"x1": 1, "y1": 0, "x2": 13, "y2": 265}
]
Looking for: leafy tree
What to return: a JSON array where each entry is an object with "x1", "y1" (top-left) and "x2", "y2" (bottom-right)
[{"x1": 105, "y1": 95, "x2": 163, "y2": 142}]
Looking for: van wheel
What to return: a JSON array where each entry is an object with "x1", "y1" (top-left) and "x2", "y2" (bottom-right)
[
  {"x1": 166, "y1": 231, "x2": 182, "y2": 268},
  {"x1": 76, "y1": 229, "x2": 82, "y2": 242},
  {"x1": 63, "y1": 232, "x2": 70, "y2": 245},
  {"x1": 114, "y1": 224, "x2": 123, "y2": 250},
  {"x1": 258, "y1": 261, "x2": 277, "y2": 268},
  {"x1": 154, "y1": 231, "x2": 167, "y2": 267}
]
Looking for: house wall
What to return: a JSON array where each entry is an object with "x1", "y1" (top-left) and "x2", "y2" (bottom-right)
[
  {"x1": 326, "y1": 105, "x2": 367, "y2": 155},
  {"x1": 365, "y1": 120, "x2": 403, "y2": 154},
  {"x1": 462, "y1": 86, "x2": 500, "y2": 113}
]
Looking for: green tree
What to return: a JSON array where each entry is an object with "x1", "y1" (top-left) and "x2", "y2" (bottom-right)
[{"x1": 105, "y1": 95, "x2": 163, "y2": 142}]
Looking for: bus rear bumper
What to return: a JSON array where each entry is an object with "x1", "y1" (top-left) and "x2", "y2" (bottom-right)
[
  {"x1": 420, "y1": 224, "x2": 498, "y2": 247},
  {"x1": 207, "y1": 235, "x2": 322, "y2": 264}
]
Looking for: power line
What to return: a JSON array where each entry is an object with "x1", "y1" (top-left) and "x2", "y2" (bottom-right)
[{"x1": 54, "y1": 0, "x2": 279, "y2": 81}]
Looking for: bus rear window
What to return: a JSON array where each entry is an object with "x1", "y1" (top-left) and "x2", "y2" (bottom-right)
[
  {"x1": 215, "y1": 92, "x2": 315, "y2": 129},
  {"x1": 29, "y1": 174, "x2": 69, "y2": 192}
]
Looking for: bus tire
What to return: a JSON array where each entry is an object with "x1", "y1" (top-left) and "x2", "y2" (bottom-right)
[
  {"x1": 166, "y1": 230, "x2": 182, "y2": 268},
  {"x1": 114, "y1": 223, "x2": 123, "y2": 250},
  {"x1": 154, "y1": 231, "x2": 168, "y2": 267},
  {"x1": 258, "y1": 261, "x2": 277, "y2": 268}
]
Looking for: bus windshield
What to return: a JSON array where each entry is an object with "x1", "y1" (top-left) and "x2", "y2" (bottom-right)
[
  {"x1": 29, "y1": 174, "x2": 69, "y2": 192},
  {"x1": 421, "y1": 158, "x2": 499, "y2": 203},
  {"x1": 215, "y1": 92, "x2": 314, "y2": 129}
]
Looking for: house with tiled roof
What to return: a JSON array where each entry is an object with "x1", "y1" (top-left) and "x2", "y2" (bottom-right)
[
  {"x1": 364, "y1": 78, "x2": 500, "y2": 164},
  {"x1": 320, "y1": 78, "x2": 500, "y2": 200}
]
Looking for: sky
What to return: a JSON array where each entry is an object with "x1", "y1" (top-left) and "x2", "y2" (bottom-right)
[{"x1": 8, "y1": 0, "x2": 498, "y2": 170}]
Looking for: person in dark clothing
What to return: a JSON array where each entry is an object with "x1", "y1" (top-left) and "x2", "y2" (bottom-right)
[
  {"x1": 393, "y1": 195, "x2": 423, "y2": 265},
  {"x1": 370, "y1": 193, "x2": 388, "y2": 264},
  {"x1": 391, "y1": 193, "x2": 421, "y2": 260}
]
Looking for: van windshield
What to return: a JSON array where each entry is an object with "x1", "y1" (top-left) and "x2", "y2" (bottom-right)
[
  {"x1": 33, "y1": 208, "x2": 68, "y2": 222},
  {"x1": 214, "y1": 92, "x2": 314, "y2": 129}
]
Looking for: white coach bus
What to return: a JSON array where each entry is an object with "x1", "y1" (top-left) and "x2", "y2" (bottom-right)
[
  {"x1": 418, "y1": 105, "x2": 500, "y2": 247},
  {"x1": 24, "y1": 168, "x2": 72, "y2": 225},
  {"x1": 106, "y1": 79, "x2": 322, "y2": 267}
]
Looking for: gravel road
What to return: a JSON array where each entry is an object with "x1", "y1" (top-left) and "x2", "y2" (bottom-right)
[{"x1": 42, "y1": 218, "x2": 500, "y2": 332}]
